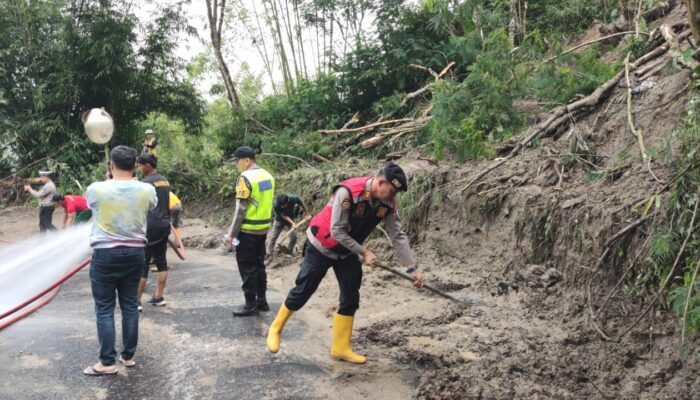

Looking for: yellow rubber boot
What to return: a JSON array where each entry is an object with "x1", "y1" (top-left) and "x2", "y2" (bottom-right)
[
  {"x1": 330, "y1": 313, "x2": 366, "y2": 364},
  {"x1": 267, "y1": 304, "x2": 293, "y2": 353}
]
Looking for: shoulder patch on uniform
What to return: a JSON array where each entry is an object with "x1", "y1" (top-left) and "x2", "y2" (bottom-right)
[
  {"x1": 236, "y1": 177, "x2": 251, "y2": 199},
  {"x1": 342, "y1": 198, "x2": 352, "y2": 210}
]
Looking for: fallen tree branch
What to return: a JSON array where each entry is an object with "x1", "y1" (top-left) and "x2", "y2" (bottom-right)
[
  {"x1": 409, "y1": 63, "x2": 440, "y2": 79},
  {"x1": 634, "y1": 55, "x2": 668, "y2": 77},
  {"x1": 360, "y1": 116, "x2": 432, "y2": 149},
  {"x1": 402, "y1": 84, "x2": 434, "y2": 106},
  {"x1": 624, "y1": 51, "x2": 665, "y2": 184},
  {"x1": 660, "y1": 23, "x2": 696, "y2": 70},
  {"x1": 259, "y1": 152, "x2": 315, "y2": 169},
  {"x1": 542, "y1": 31, "x2": 646, "y2": 64},
  {"x1": 455, "y1": 30, "x2": 690, "y2": 195},
  {"x1": 312, "y1": 153, "x2": 331, "y2": 163},
  {"x1": 341, "y1": 112, "x2": 360, "y2": 130},
  {"x1": 402, "y1": 62, "x2": 456, "y2": 106},
  {"x1": 319, "y1": 118, "x2": 413, "y2": 134}
]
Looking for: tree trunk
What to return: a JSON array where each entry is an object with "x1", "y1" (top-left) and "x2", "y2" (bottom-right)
[
  {"x1": 278, "y1": 0, "x2": 300, "y2": 80},
  {"x1": 250, "y1": 0, "x2": 278, "y2": 94},
  {"x1": 686, "y1": 0, "x2": 700, "y2": 45},
  {"x1": 292, "y1": 0, "x2": 308, "y2": 79},
  {"x1": 205, "y1": 0, "x2": 241, "y2": 107},
  {"x1": 509, "y1": 0, "x2": 517, "y2": 45},
  {"x1": 266, "y1": 0, "x2": 293, "y2": 95}
]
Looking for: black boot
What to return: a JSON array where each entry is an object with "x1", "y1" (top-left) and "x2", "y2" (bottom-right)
[
  {"x1": 257, "y1": 299, "x2": 270, "y2": 312},
  {"x1": 232, "y1": 303, "x2": 259, "y2": 317}
]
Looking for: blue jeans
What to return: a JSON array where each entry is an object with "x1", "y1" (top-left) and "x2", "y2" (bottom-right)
[{"x1": 90, "y1": 246, "x2": 145, "y2": 366}]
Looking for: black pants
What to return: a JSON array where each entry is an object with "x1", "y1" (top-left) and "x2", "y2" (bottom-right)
[
  {"x1": 236, "y1": 232, "x2": 267, "y2": 304},
  {"x1": 284, "y1": 241, "x2": 363, "y2": 316},
  {"x1": 143, "y1": 225, "x2": 170, "y2": 278},
  {"x1": 39, "y1": 205, "x2": 57, "y2": 233}
]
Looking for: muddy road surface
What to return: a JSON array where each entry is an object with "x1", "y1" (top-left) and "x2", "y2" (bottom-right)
[{"x1": 0, "y1": 248, "x2": 416, "y2": 400}]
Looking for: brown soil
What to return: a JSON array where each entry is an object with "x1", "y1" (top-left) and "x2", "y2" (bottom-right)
[
  {"x1": 3, "y1": 5, "x2": 700, "y2": 399},
  {"x1": 181, "y1": 8, "x2": 700, "y2": 398}
]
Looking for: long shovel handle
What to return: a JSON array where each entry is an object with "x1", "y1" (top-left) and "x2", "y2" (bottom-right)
[
  {"x1": 374, "y1": 262, "x2": 484, "y2": 306},
  {"x1": 277, "y1": 218, "x2": 310, "y2": 252}
]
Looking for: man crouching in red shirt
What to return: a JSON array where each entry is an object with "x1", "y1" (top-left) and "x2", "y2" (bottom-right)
[
  {"x1": 53, "y1": 193, "x2": 92, "y2": 228},
  {"x1": 266, "y1": 162, "x2": 424, "y2": 363}
]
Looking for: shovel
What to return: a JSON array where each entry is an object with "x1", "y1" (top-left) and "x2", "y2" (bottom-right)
[
  {"x1": 374, "y1": 261, "x2": 485, "y2": 307},
  {"x1": 276, "y1": 217, "x2": 311, "y2": 255}
]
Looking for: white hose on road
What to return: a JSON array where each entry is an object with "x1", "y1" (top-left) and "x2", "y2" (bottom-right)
[{"x1": 0, "y1": 224, "x2": 91, "y2": 325}]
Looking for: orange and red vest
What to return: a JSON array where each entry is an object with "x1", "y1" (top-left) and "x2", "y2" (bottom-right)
[{"x1": 309, "y1": 177, "x2": 395, "y2": 255}]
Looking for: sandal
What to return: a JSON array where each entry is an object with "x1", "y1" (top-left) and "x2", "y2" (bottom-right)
[
  {"x1": 83, "y1": 365, "x2": 118, "y2": 376},
  {"x1": 119, "y1": 356, "x2": 136, "y2": 368}
]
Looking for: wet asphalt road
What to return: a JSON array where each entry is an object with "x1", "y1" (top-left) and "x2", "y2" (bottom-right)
[{"x1": 0, "y1": 249, "x2": 380, "y2": 400}]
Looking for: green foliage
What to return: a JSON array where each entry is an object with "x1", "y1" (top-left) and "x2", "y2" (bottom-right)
[
  {"x1": 0, "y1": 0, "x2": 204, "y2": 181},
  {"x1": 530, "y1": 46, "x2": 618, "y2": 103},
  {"x1": 669, "y1": 271, "x2": 700, "y2": 339},
  {"x1": 429, "y1": 29, "x2": 518, "y2": 161},
  {"x1": 206, "y1": 0, "x2": 629, "y2": 166},
  {"x1": 527, "y1": 0, "x2": 611, "y2": 37},
  {"x1": 653, "y1": 97, "x2": 700, "y2": 338},
  {"x1": 137, "y1": 113, "x2": 225, "y2": 202}
]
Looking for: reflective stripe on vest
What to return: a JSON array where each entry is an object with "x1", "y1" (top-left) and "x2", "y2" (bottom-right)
[{"x1": 241, "y1": 167, "x2": 275, "y2": 231}]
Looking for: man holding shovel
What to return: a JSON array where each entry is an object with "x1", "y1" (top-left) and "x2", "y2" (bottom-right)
[
  {"x1": 266, "y1": 162, "x2": 424, "y2": 364},
  {"x1": 265, "y1": 193, "x2": 311, "y2": 262}
]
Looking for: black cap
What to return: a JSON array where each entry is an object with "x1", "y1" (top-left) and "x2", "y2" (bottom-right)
[
  {"x1": 231, "y1": 146, "x2": 256, "y2": 161},
  {"x1": 52, "y1": 193, "x2": 65, "y2": 202},
  {"x1": 137, "y1": 153, "x2": 158, "y2": 168},
  {"x1": 383, "y1": 162, "x2": 408, "y2": 192}
]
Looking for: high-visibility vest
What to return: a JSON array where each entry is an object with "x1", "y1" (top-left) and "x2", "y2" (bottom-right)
[
  {"x1": 169, "y1": 192, "x2": 181, "y2": 209},
  {"x1": 145, "y1": 138, "x2": 158, "y2": 156},
  {"x1": 240, "y1": 167, "x2": 275, "y2": 231}
]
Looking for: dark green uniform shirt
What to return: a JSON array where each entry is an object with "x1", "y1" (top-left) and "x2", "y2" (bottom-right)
[{"x1": 273, "y1": 194, "x2": 304, "y2": 225}]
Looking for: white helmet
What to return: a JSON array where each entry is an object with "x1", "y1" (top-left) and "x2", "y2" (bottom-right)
[{"x1": 145, "y1": 129, "x2": 154, "y2": 135}]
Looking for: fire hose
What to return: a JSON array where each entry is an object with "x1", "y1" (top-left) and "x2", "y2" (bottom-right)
[
  {"x1": 0, "y1": 257, "x2": 91, "y2": 330},
  {"x1": 0, "y1": 224, "x2": 185, "y2": 330}
]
